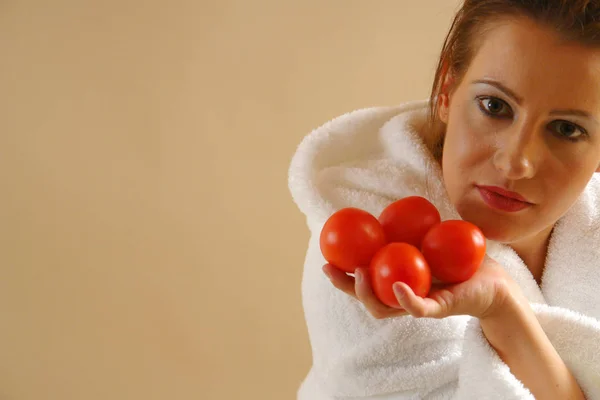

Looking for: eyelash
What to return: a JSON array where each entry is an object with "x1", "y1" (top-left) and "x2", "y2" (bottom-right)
[{"x1": 475, "y1": 96, "x2": 588, "y2": 142}]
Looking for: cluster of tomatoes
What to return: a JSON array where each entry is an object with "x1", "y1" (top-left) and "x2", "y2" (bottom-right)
[{"x1": 319, "y1": 196, "x2": 486, "y2": 308}]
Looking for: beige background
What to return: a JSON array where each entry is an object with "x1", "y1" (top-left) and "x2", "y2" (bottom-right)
[{"x1": 0, "y1": 1, "x2": 461, "y2": 399}]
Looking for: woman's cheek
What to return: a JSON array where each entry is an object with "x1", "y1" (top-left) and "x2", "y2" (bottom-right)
[
  {"x1": 468, "y1": 109, "x2": 500, "y2": 148},
  {"x1": 454, "y1": 113, "x2": 486, "y2": 158},
  {"x1": 445, "y1": 117, "x2": 495, "y2": 176},
  {"x1": 446, "y1": 101, "x2": 492, "y2": 165},
  {"x1": 466, "y1": 105, "x2": 491, "y2": 134}
]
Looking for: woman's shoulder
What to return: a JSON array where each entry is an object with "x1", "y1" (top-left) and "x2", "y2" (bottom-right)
[{"x1": 287, "y1": 99, "x2": 450, "y2": 230}]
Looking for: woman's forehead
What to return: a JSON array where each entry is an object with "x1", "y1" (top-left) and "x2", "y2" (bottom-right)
[{"x1": 464, "y1": 19, "x2": 600, "y2": 110}]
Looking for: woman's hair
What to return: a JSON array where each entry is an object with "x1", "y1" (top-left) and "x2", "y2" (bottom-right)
[{"x1": 426, "y1": 0, "x2": 600, "y2": 162}]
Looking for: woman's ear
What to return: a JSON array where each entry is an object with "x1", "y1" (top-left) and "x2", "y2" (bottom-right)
[
  {"x1": 437, "y1": 64, "x2": 455, "y2": 124},
  {"x1": 438, "y1": 94, "x2": 450, "y2": 124}
]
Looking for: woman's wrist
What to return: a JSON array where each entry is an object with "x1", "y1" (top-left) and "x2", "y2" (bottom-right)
[
  {"x1": 478, "y1": 279, "x2": 586, "y2": 399},
  {"x1": 479, "y1": 282, "x2": 532, "y2": 348},
  {"x1": 481, "y1": 276, "x2": 527, "y2": 317},
  {"x1": 479, "y1": 276, "x2": 539, "y2": 348},
  {"x1": 477, "y1": 269, "x2": 528, "y2": 320}
]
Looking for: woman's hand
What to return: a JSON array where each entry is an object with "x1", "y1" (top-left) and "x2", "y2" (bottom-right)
[
  {"x1": 322, "y1": 264, "x2": 409, "y2": 319},
  {"x1": 323, "y1": 256, "x2": 516, "y2": 320}
]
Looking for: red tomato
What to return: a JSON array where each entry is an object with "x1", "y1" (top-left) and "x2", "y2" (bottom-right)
[
  {"x1": 320, "y1": 208, "x2": 387, "y2": 273},
  {"x1": 421, "y1": 220, "x2": 486, "y2": 284},
  {"x1": 370, "y1": 243, "x2": 432, "y2": 308},
  {"x1": 378, "y1": 196, "x2": 441, "y2": 248}
]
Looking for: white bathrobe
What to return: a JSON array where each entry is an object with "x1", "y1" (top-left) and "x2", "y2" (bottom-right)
[{"x1": 288, "y1": 100, "x2": 600, "y2": 399}]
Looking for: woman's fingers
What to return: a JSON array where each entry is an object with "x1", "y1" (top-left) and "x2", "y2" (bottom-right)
[
  {"x1": 322, "y1": 264, "x2": 357, "y2": 299},
  {"x1": 393, "y1": 282, "x2": 451, "y2": 319},
  {"x1": 323, "y1": 264, "x2": 409, "y2": 319},
  {"x1": 355, "y1": 268, "x2": 409, "y2": 319}
]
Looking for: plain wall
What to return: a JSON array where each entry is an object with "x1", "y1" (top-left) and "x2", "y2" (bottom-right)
[{"x1": 0, "y1": 1, "x2": 461, "y2": 399}]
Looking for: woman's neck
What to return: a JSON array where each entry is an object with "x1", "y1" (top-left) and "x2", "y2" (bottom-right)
[{"x1": 508, "y1": 226, "x2": 554, "y2": 286}]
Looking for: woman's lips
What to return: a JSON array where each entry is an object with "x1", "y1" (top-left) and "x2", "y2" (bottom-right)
[
  {"x1": 478, "y1": 185, "x2": 530, "y2": 202},
  {"x1": 476, "y1": 186, "x2": 532, "y2": 212}
]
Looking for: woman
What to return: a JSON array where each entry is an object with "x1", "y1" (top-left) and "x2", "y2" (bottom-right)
[{"x1": 288, "y1": 1, "x2": 600, "y2": 399}]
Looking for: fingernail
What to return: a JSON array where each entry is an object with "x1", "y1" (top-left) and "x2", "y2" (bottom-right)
[
  {"x1": 355, "y1": 269, "x2": 363, "y2": 283},
  {"x1": 393, "y1": 283, "x2": 404, "y2": 298}
]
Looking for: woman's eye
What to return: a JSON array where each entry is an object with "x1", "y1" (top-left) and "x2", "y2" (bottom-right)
[
  {"x1": 477, "y1": 97, "x2": 511, "y2": 117},
  {"x1": 548, "y1": 120, "x2": 586, "y2": 141}
]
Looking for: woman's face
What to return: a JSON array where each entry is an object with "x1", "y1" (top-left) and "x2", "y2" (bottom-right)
[{"x1": 440, "y1": 18, "x2": 600, "y2": 244}]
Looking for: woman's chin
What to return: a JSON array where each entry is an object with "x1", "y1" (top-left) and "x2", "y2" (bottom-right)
[
  {"x1": 456, "y1": 206, "x2": 521, "y2": 243},
  {"x1": 479, "y1": 227, "x2": 517, "y2": 243}
]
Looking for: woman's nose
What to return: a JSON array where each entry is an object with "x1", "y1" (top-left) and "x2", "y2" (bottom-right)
[{"x1": 492, "y1": 126, "x2": 539, "y2": 180}]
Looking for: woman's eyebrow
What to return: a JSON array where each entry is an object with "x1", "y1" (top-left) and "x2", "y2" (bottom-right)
[
  {"x1": 472, "y1": 78, "x2": 599, "y2": 125},
  {"x1": 549, "y1": 109, "x2": 599, "y2": 126},
  {"x1": 472, "y1": 79, "x2": 524, "y2": 104}
]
